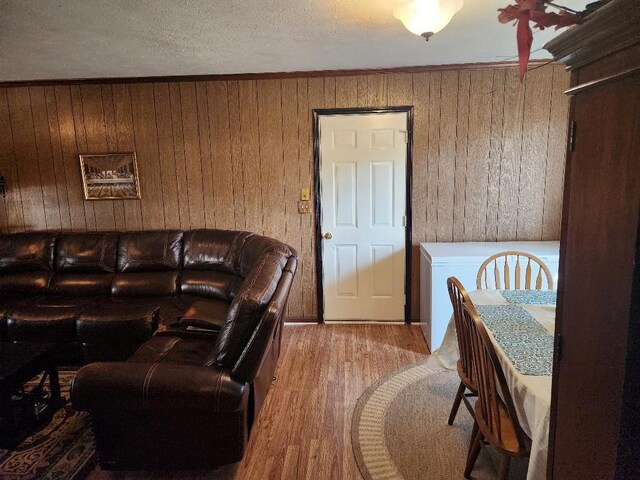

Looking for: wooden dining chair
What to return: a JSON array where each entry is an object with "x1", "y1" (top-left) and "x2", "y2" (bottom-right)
[
  {"x1": 462, "y1": 302, "x2": 531, "y2": 480},
  {"x1": 476, "y1": 251, "x2": 554, "y2": 290},
  {"x1": 446, "y1": 277, "x2": 477, "y2": 425}
]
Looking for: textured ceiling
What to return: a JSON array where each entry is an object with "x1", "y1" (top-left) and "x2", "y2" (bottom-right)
[{"x1": 0, "y1": 0, "x2": 588, "y2": 82}]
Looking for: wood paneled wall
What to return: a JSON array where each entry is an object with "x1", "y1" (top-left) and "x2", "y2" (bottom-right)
[{"x1": 0, "y1": 65, "x2": 569, "y2": 319}]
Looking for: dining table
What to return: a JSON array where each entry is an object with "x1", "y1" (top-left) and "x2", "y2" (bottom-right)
[{"x1": 427, "y1": 288, "x2": 557, "y2": 480}]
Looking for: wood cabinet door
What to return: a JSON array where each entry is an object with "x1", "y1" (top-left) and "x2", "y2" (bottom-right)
[{"x1": 550, "y1": 72, "x2": 640, "y2": 479}]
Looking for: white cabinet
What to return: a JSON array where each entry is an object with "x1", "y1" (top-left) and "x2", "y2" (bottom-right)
[{"x1": 419, "y1": 241, "x2": 560, "y2": 351}]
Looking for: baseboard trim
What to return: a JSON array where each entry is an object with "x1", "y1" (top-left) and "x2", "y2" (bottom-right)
[
  {"x1": 284, "y1": 317, "x2": 318, "y2": 323},
  {"x1": 284, "y1": 317, "x2": 422, "y2": 325}
]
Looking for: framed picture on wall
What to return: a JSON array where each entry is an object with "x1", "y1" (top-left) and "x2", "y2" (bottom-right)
[{"x1": 79, "y1": 153, "x2": 141, "y2": 200}]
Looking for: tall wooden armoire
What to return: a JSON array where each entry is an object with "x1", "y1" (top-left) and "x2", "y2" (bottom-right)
[{"x1": 544, "y1": 0, "x2": 640, "y2": 478}]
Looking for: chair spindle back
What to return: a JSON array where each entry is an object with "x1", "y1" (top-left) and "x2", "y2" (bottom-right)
[
  {"x1": 476, "y1": 251, "x2": 554, "y2": 290},
  {"x1": 447, "y1": 277, "x2": 475, "y2": 387}
]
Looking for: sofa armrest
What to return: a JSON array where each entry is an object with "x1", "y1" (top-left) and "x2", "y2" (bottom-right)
[
  {"x1": 71, "y1": 362, "x2": 248, "y2": 413},
  {"x1": 231, "y1": 255, "x2": 298, "y2": 382}
]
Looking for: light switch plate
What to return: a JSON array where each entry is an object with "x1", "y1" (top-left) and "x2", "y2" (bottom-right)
[
  {"x1": 300, "y1": 188, "x2": 310, "y2": 201},
  {"x1": 298, "y1": 200, "x2": 311, "y2": 214}
]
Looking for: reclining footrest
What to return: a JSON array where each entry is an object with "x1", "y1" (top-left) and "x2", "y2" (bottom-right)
[{"x1": 76, "y1": 304, "x2": 159, "y2": 362}]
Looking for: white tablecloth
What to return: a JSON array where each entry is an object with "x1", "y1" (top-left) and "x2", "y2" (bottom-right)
[{"x1": 427, "y1": 289, "x2": 555, "y2": 480}]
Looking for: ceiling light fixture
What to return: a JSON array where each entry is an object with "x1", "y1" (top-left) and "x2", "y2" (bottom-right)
[{"x1": 393, "y1": 0, "x2": 464, "y2": 41}]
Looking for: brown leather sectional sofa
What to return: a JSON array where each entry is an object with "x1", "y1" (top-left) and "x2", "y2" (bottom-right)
[{"x1": 0, "y1": 229, "x2": 297, "y2": 469}]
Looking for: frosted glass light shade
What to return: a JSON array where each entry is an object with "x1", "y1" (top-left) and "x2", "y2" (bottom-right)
[{"x1": 393, "y1": 0, "x2": 463, "y2": 38}]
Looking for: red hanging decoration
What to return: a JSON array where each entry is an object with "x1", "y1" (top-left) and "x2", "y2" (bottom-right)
[{"x1": 498, "y1": 0, "x2": 579, "y2": 81}]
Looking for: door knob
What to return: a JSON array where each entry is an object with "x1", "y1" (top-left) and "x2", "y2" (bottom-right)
[{"x1": 323, "y1": 232, "x2": 333, "y2": 240}]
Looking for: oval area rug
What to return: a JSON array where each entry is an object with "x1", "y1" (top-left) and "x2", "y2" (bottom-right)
[{"x1": 351, "y1": 362, "x2": 528, "y2": 480}]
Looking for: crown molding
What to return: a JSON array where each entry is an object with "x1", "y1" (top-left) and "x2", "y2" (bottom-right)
[{"x1": 0, "y1": 60, "x2": 555, "y2": 88}]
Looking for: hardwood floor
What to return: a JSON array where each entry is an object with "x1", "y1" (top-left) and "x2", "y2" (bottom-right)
[{"x1": 87, "y1": 323, "x2": 429, "y2": 480}]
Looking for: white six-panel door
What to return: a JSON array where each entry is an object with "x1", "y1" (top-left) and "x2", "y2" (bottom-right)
[{"x1": 319, "y1": 112, "x2": 408, "y2": 321}]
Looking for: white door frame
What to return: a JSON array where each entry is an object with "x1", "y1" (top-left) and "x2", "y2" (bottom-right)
[{"x1": 313, "y1": 106, "x2": 414, "y2": 324}]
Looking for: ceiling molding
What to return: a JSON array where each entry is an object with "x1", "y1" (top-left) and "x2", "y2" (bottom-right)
[{"x1": 0, "y1": 60, "x2": 555, "y2": 88}]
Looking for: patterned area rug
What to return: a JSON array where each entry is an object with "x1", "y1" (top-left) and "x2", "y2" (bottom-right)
[
  {"x1": 0, "y1": 371, "x2": 96, "y2": 480},
  {"x1": 352, "y1": 362, "x2": 528, "y2": 480}
]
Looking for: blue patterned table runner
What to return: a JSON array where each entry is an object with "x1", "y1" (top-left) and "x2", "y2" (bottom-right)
[
  {"x1": 500, "y1": 290, "x2": 557, "y2": 306},
  {"x1": 475, "y1": 305, "x2": 553, "y2": 376}
]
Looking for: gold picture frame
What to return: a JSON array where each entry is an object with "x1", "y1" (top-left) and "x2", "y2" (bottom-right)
[{"x1": 79, "y1": 153, "x2": 141, "y2": 200}]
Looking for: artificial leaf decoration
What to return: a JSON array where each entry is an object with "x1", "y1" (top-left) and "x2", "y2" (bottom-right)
[
  {"x1": 498, "y1": 0, "x2": 579, "y2": 81},
  {"x1": 516, "y1": 8, "x2": 534, "y2": 81}
]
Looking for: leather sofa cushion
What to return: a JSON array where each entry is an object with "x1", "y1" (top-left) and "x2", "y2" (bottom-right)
[
  {"x1": 111, "y1": 272, "x2": 178, "y2": 297},
  {"x1": 118, "y1": 231, "x2": 183, "y2": 272},
  {"x1": 6, "y1": 306, "x2": 78, "y2": 343},
  {"x1": 0, "y1": 272, "x2": 52, "y2": 295},
  {"x1": 0, "y1": 232, "x2": 57, "y2": 273},
  {"x1": 179, "y1": 299, "x2": 229, "y2": 331},
  {"x1": 180, "y1": 270, "x2": 242, "y2": 301},
  {"x1": 56, "y1": 233, "x2": 118, "y2": 273},
  {"x1": 94, "y1": 295, "x2": 198, "y2": 328},
  {"x1": 183, "y1": 230, "x2": 251, "y2": 273},
  {"x1": 50, "y1": 273, "x2": 114, "y2": 296},
  {"x1": 76, "y1": 304, "x2": 159, "y2": 344},
  {"x1": 130, "y1": 334, "x2": 217, "y2": 366},
  {"x1": 211, "y1": 252, "x2": 284, "y2": 368},
  {"x1": 0, "y1": 299, "x2": 31, "y2": 340},
  {"x1": 239, "y1": 235, "x2": 291, "y2": 277},
  {"x1": 30, "y1": 295, "x2": 98, "y2": 309}
]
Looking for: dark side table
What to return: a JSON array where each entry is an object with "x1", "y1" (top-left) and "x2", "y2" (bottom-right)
[{"x1": 0, "y1": 343, "x2": 63, "y2": 448}]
